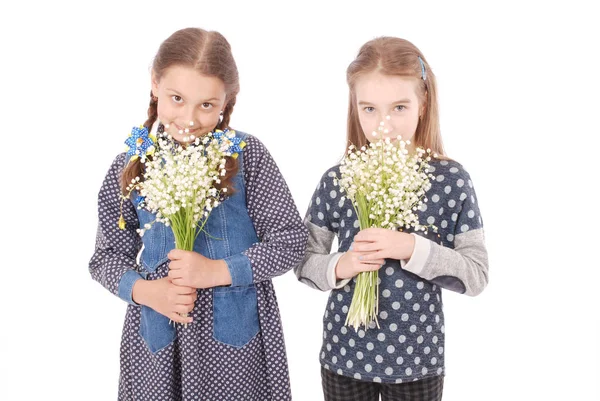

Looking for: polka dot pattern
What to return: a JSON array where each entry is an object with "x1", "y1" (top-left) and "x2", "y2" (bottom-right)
[
  {"x1": 91, "y1": 134, "x2": 303, "y2": 400},
  {"x1": 307, "y1": 159, "x2": 482, "y2": 384}
]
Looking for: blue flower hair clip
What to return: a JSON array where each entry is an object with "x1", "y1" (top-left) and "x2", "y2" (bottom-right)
[
  {"x1": 212, "y1": 128, "x2": 246, "y2": 159},
  {"x1": 125, "y1": 125, "x2": 156, "y2": 162}
]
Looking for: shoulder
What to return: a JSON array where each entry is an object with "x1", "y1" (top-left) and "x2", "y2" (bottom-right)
[
  {"x1": 312, "y1": 164, "x2": 341, "y2": 189},
  {"x1": 309, "y1": 164, "x2": 342, "y2": 197},
  {"x1": 105, "y1": 152, "x2": 128, "y2": 178},
  {"x1": 98, "y1": 153, "x2": 128, "y2": 203},
  {"x1": 112, "y1": 152, "x2": 128, "y2": 167},
  {"x1": 234, "y1": 131, "x2": 261, "y2": 149},
  {"x1": 235, "y1": 131, "x2": 267, "y2": 161},
  {"x1": 428, "y1": 158, "x2": 476, "y2": 188},
  {"x1": 234, "y1": 131, "x2": 281, "y2": 180},
  {"x1": 320, "y1": 164, "x2": 342, "y2": 182}
]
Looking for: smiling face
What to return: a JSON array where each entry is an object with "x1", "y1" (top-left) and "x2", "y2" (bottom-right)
[
  {"x1": 354, "y1": 70, "x2": 423, "y2": 144},
  {"x1": 152, "y1": 65, "x2": 227, "y2": 142}
]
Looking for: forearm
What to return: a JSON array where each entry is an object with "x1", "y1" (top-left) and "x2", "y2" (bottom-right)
[
  {"x1": 294, "y1": 220, "x2": 350, "y2": 291},
  {"x1": 402, "y1": 229, "x2": 488, "y2": 296},
  {"x1": 89, "y1": 230, "x2": 143, "y2": 304},
  {"x1": 229, "y1": 224, "x2": 306, "y2": 285},
  {"x1": 132, "y1": 279, "x2": 151, "y2": 306}
]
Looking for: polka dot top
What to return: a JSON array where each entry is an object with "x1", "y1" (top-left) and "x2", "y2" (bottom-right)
[
  {"x1": 295, "y1": 158, "x2": 488, "y2": 384},
  {"x1": 89, "y1": 133, "x2": 308, "y2": 400}
]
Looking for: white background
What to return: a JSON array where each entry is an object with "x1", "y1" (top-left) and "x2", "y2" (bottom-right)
[{"x1": 1, "y1": 1, "x2": 598, "y2": 400}]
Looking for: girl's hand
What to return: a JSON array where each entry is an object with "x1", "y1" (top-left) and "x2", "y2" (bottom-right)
[
  {"x1": 352, "y1": 228, "x2": 415, "y2": 261},
  {"x1": 167, "y1": 249, "x2": 232, "y2": 289},
  {"x1": 132, "y1": 278, "x2": 196, "y2": 324},
  {"x1": 335, "y1": 249, "x2": 386, "y2": 280}
]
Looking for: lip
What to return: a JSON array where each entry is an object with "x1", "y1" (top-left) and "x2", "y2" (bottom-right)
[{"x1": 173, "y1": 123, "x2": 200, "y2": 133}]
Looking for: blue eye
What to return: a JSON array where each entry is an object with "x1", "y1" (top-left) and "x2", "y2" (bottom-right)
[
  {"x1": 395, "y1": 105, "x2": 406, "y2": 111},
  {"x1": 364, "y1": 107, "x2": 375, "y2": 113}
]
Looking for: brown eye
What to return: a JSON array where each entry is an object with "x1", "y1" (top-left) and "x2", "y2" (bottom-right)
[{"x1": 172, "y1": 95, "x2": 183, "y2": 103}]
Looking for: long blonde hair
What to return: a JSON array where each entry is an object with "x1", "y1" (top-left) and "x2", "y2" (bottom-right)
[{"x1": 346, "y1": 37, "x2": 445, "y2": 156}]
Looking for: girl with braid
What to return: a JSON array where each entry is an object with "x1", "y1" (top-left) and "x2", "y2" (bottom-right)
[{"x1": 89, "y1": 27, "x2": 307, "y2": 401}]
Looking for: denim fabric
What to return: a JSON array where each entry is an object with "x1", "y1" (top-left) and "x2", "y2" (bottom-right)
[{"x1": 127, "y1": 131, "x2": 261, "y2": 353}]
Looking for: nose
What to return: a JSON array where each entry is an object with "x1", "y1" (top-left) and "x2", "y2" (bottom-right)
[
  {"x1": 376, "y1": 114, "x2": 393, "y2": 135},
  {"x1": 184, "y1": 108, "x2": 196, "y2": 127}
]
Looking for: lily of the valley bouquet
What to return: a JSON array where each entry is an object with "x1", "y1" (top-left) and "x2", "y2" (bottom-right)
[
  {"x1": 119, "y1": 123, "x2": 245, "y2": 251},
  {"x1": 335, "y1": 122, "x2": 436, "y2": 331}
]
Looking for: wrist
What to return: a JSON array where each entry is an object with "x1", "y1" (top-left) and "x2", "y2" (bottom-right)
[
  {"x1": 335, "y1": 253, "x2": 350, "y2": 280},
  {"x1": 214, "y1": 259, "x2": 232, "y2": 287},
  {"x1": 394, "y1": 231, "x2": 415, "y2": 260},
  {"x1": 132, "y1": 279, "x2": 150, "y2": 306},
  {"x1": 335, "y1": 259, "x2": 343, "y2": 280},
  {"x1": 404, "y1": 232, "x2": 416, "y2": 260}
]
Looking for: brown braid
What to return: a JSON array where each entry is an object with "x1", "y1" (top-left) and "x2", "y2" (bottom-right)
[
  {"x1": 213, "y1": 97, "x2": 239, "y2": 194},
  {"x1": 120, "y1": 92, "x2": 158, "y2": 195},
  {"x1": 217, "y1": 98, "x2": 235, "y2": 130}
]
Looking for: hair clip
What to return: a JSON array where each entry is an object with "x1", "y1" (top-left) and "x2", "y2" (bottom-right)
[
  {"x1": 125, "y1": 125, "x2": 156, "y2": 162},
  {"x1": 418, "y1": 56, "x2": 427, "y2": 81},
  {"x1": 212, "y1": 128, "x2": 246, "y2": 159}
]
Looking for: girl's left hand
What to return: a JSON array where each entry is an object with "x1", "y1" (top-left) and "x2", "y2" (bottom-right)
[
  {"x1": 167, "y1": 249, "x2": 232, "y2": 289},
  {"x1": 352, "y1": 228, "x2": 415, "y2": 262}
]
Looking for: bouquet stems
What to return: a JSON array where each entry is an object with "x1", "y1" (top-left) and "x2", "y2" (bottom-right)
[
  {"x1": 169, "y1": 201, "x2": 210, "y2": 327},
  {"x1": 345, "y1": 192, "x2": 380, "y2": 330}
]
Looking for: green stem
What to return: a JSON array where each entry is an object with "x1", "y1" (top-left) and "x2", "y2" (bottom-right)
[{"x1": 345, "y1": 192, "x2": 380, "y2": 331}]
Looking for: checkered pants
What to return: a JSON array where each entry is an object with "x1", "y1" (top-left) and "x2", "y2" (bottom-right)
[{"x1": 321, "y1": 367, "x2": 444, "y2": 401}]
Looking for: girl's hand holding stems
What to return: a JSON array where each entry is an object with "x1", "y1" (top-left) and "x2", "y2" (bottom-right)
[
  {"x1": 167, "y1": 250, "x2": 232, "y2": 289},
  {"x1": 335, "y1": 228, "x2": 415, "y2": 280},
  {"x1": 132, "y1": 251, "x2": 232, "y2": 324}
]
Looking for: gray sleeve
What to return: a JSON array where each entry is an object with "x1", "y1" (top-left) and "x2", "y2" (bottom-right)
[
  {"x1": 295, "y1": 221, "x2": 343, "y2": 291},
  {"x1": 404, "y1": 229, "x2": 488, "y2": 296},
  {"x1": 294, "y1": 168, "x2": 348, "y2": 291},
  {"x1": 402, "y1": 168, "x2": 488, "y2": 296}
]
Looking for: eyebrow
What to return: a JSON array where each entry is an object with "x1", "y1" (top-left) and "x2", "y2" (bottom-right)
[
  {"x1": 358, "y1": 99, "x2": 412, "y2": 106},
  {"x1": 165, "y1": 88, "x2": 221, "y2": 102}
]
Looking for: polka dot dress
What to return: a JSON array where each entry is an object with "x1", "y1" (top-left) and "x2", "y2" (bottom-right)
[
  {"x1": 305, "y1": 159, "x2": 484, "y2": 384},
  {"x1": 90, "y1": 134, "x2": 307, "y2": 401}
]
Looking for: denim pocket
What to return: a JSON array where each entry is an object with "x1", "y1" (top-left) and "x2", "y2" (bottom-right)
[
  {"x1": 213, "y1": 285, "x2": 260, "y2": 348},
  {"x1": 137, "y1": 208, "x2": 170, "y2": 273},
  {"x1": 139, "y1": 305, "x2": 176, "y2": 354}
]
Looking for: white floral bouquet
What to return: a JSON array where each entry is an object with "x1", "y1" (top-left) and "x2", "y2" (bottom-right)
[
  {"x1": 335, "y1": 124, "x2": 436, "y2": 330},
  {"x1": 120, "y1": 124, "x2": 245, "y2": 250}
]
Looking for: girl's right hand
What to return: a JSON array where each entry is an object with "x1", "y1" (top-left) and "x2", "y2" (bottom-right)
[
  {"x1": 132, "y1": 278, "x2": 197, "y2": 324},
  {"x1": 335, "y1": 247, "x2": 386, "y2": 280}
]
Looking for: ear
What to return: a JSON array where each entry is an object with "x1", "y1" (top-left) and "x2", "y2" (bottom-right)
[
  {"x1": 420, "y1": 97, "x2": 427, "y2": 118},
  {"x1": 151, "y1": 71, "x2": 159, "y2": 97}
]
